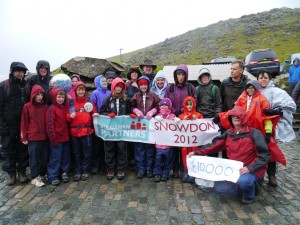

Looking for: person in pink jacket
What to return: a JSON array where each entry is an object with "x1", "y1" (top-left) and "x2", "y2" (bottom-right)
[{"x1": 153, "y1": 98, "x2": 176, "y2": 182}]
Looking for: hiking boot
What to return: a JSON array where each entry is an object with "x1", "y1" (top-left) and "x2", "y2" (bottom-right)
[
  {"x1": 73, "y1": 174, "x2": 81, "y2": 181},
  {"x1": 31, "y1": 176, "x2": 45, "y2": 187},
  {"x1": 268, "y1": 175, "x2": 278, "y2": 187},
  {"x1": 81, "y1": 173, "x2": 89, "y2": 181},
  {"x1": 7, "y1": 174, "x2": 16, "y2": 186},
  {"x1": 154, "y1": 174, "x2": 161, "y2": 182},
  {"x1": 19, "y1": 172, "x2": 28, "y2": 183},
  {"x1": 62, "y1": 173, "x2": 69, "y2": 183},
  {"x1": 51, "y1": 180, "x2": 60, "y2": 186},
  {"x1": 117, "y1": 170, "x2": 125, "y2": 180},
  {"x1": 106, "y1": 171, "x2": 114, "y2": 180},
  {"x1": 187, "y1": 176, "x2": 195, "y2": 183},
  {"x1": 242, "y1": 196, "x2": 254, "y2": 204},
  {"x1": 137, "y1": 171, "x2": 145, "y2": 179},
  {"x1": 147, "y1": 171, "x2": 154, "y2": 178},
  {"x1": 181, "y1": 172, "x2": 189, "y2": 183}
]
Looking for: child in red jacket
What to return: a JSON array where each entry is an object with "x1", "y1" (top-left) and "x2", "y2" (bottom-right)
[
  {"x1": 178, "y1": 96, "x2": 203, "y2": 183},
  {"x1": 21, "y1": 85, "x2": 49, "y2": 187},
  {"x1": 66, "y1": 81, "x2": 97, "y2": 181},
  {"x1": 46, "y1": 88, "x2": 70, "y2": 186}
]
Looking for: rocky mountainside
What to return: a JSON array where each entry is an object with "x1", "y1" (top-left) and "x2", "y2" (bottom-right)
[{"x1": 107, "y1": 7, "x2": 300, "y2": 69}]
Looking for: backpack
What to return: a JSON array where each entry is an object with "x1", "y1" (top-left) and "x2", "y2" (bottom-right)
[
  {"x1": 196, "y1": 85, "x2": 216, "y2": 99},
  {"x1": 169, "y1": 83, "x2": 194, "y2": 97}
]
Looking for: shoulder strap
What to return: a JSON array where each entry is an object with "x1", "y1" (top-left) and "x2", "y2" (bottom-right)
[
  {"x1": 170, "y1": 83, "x2": 175, "y2": 96},
  {"x1": 188, "y1": 83, "x2": 194, "y2": 97},
  {"x1": 195, "y1": 85, "x2": 216, "y2": 98},
  {"x1": 196, "y1": 86, "x2": 200, "y2": 96},
  {"x1": 212, "y1": 85, "x2": 216, "y2": 98}
]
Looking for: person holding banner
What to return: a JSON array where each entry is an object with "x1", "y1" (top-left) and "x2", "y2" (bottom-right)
[
  {"x1": 153, "y1": 98, "x2": 176, "y2": 182},
  {"x1": 131, "y1": 75, "x2": 160, "y2": 179},
  {"x1": 164, "y1": 64, "x2": 197, "y2": 178},
  {"x1": 100, "y1": 78, "x2": 131, "y2": 180},
  {"x1": 179, "y1": 96, "x2": 203, "y2": 183},
  {"x1": 188, "y1": 106, "x2": 270, "y2": 204}
]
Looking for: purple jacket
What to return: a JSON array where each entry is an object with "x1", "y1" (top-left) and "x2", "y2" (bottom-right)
[
  {"x1": 90, "y1": 75, "x2": 111, "y2": 112},
  {"x1": 164, "y1": 64, "x2": 197, "y2": 113}
]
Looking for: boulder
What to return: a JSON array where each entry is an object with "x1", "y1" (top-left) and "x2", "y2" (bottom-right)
[{"x1": 61, "y1": 56, "x2": 124, "y2": 78}]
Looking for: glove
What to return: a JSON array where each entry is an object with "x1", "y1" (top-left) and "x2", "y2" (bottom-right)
[
  {"x1": 107, "y1": 112, "x2": 116, "y2": 118},
  {"x1": 265, "y1": 133, "x2": 272, "y2": 143},
  {"x1": 129, "y1": 113, "x2": 137, "y2": 119},
  {"x1": 263, "y1": 108, "x2": 283, "y2": 116},
  {"x1": 173, "y1": 117, "x2": 181, "y2": 123},
  {"x1": 133, "y1": 108, "x2": 144, "y2": 119},
  {"x1": 213, "y1": 113, "x2": 220, "y2": 124},
  {"x1": 155, "y1": 115, "x2": 163, "y2": 122},
  {"x1": 146, "y1": 108, "x2": 157, "y2": 120}
]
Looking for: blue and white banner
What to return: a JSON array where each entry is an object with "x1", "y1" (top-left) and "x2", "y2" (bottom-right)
[{"x1": 93, "y1": 115, "x2": 220, "y2": 147}]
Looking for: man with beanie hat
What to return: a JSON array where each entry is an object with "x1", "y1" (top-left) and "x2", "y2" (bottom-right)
[
  {"x1": 104, "y1": 71, "x2": 117, "y2": 91},
  {"x1": 0, "y1": 62, "x2": 31, "y2": 185}
]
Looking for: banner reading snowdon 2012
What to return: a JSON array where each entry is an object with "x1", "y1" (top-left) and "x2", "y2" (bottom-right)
[{"x1": 93, "y1": 116, "x2": 220, "y2": 147}]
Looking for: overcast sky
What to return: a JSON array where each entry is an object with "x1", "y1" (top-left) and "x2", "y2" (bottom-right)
[{"x1": 1, "y1": 0, "x2": 300, "y2": 76}]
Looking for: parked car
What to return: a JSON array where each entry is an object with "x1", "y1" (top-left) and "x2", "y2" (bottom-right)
[
  {"x1": 210, "y1": 56, "x2": 236, "y2": 63},
  {"x1": 245, "y1": 49, "x2": 280, "y2": 78}
]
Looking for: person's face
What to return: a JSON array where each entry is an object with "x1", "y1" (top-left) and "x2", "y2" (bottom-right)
[
  {"x1": 143, "y1": 66, "x2": 153, "y2": 75},
  {"x1": 130, "y1": 72, "x2": 138, "y2": 80},
  {"x1": 139, "y1": 84, "x2": 148, "y2": 93},
  {"x1": 177, "y1": 73, "x2": 185, "y2": 84},
  {"x1": 246, "y1": 85, "x2": 256, "y2": 96},
  {"x1": 200, "y1": 74, "x2": 209, "y2": 84},
  {"x1": 107, "y1": 78, "x2": 114, "y2": 84},
  {"x1": 156, "y1": 77, "x2": 165, "y2": 89},
  {"x1": 56, "y1": 92, "x2": 65, "y2": 105},
  {"x1": 160, "y1": 104, "x2": 168, "y2": 110},
  {"x1": 114, "y1": 86, "x2": 123, "y2": 94},
  {"x1": 258, "y1": 73, "x2": 270, "y2": 88},
  {"x1": 230, "y1": 63, "x2": 243, "y2": 79},
  {"x1": 186, "y1": 101, "x2": 193, "y2": 112},
  {"x1": 34, "y1": 92, "x2": 44, "y2": 103},
  {"x1": 72, "y1": 77, "x2": 79, "y2": 86},
  {"x1": 102, "y1": 77, "x2": 107, "y2": 88},
  {"x1": 13, "y1": 70, "x2": 25, "y2": 80},
  {"x1": 294, "y1": 60, "x2": 299, "y2": 66},
  {"x1": 231, "y1": 116, "x2": 241, "y2": 127},
  {"x1": 38, "y1": 66, "x2": 48, "y2": 76},
  {"x1": 76, "y1": 86, "x2": 85, "y2": 97}
]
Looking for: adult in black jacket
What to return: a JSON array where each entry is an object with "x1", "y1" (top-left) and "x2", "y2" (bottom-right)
[
  {"x1": 0, "y1": 62, "x2": 31, "y2": 185},
  {"x1": 27, "y1": 60, "x2": 52, "y2": 100}
]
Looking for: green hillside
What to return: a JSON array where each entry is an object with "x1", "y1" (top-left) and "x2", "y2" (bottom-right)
[{"x1": 107, "y1": 7, "x2": 300, "y2": 71}]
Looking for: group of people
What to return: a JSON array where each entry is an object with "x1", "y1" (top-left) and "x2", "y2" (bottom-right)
[{"x1": 0, "y1": 58, "x2": 297, "y2": 204}]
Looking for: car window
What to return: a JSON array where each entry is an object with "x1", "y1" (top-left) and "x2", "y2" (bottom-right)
[{"x1": 250, "y1": 50, "x2": 277, "y2": 61}]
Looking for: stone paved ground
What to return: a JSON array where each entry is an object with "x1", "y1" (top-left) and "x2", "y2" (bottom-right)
[{"x1": 0, "y1": 140, "x2": 299, "y2": 225}]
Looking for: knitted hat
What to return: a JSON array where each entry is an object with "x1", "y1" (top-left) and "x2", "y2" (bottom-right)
[
  {"x1": 138, "y1": 78, "x2": 149, "y2": 87},
  {"x1": 159, "y1": 98, "x2": 171, "y2": 107}
]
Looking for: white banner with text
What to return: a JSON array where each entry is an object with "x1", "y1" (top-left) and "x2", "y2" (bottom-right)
[
  {"x1": 187, "y1": 156, "x2": 243, "y2": 183},
  {"x1": 93, "y1": 116, "x2": 220, "y2": 147}
]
